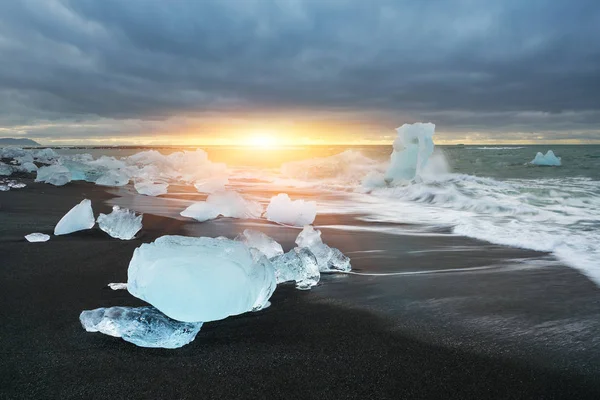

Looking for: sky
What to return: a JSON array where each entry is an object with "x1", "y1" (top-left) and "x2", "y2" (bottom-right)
[{"x1": 1, "y1": 0, "x2": 599, "y2": 145}]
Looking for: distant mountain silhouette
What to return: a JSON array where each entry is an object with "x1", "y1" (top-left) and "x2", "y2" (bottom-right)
[{"x1": 0, "y1": 138, "x2": 41, "y2": 146}]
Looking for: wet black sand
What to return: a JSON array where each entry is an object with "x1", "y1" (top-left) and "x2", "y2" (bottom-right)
[{"x1": 1, "y1": 180, "x2": 600, "y2": 399}]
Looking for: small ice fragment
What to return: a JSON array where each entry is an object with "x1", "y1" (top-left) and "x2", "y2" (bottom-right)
[
  {"x1": 236, "y1": 229, "x2": 284, "y2": 259},
  {"x1": 24, "y1": 233, "x2": 50, "y2": 242},
  {"x1": 108, "y1": 283, "x2": 127, "y2": 290},
  {"x1": 180, "y1": 191, "x2": 263, "y2": 222},
  {"x1": 97, "y1": 206, "x2": 142, "y2": 240},
  {"x1": 194, "y1": 177, "x2": 229, "y2": 193},
  {"x1": 0, "y1": 162, "x2": 13, "y2": 176},
  {"x1": 265, "y1": 193, "x2": 317, "y2": 226},
  {"x1": 530, "y1": 150, "x2": 561, "y2": 166},
  {"x1": 271, "y1": 247, "x2": 320, "y2": 290},
  {"x1": 54, "y1": 199, "x2": 95, "y2": 235},
  {"x1": 295, "y1": 226, "x2": 351, "y2": 272},
  {"x1": 134, "y1": 180, "x2": 168, "y2": 196},
  {"x1": 80, "y1": 306, "x2": 203, "y2": 349},
  {"x1": 127, "y1": 235, "x2": 276, "y2": 322},
  {"x1": 36, "y1": 165, "x2": 72, "y2": 186},
  {"x1": 95, "y1": 170, "x2": 130, "y2": 187}
]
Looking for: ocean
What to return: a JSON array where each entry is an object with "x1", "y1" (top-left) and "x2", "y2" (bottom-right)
[{"x1": 48, "y1": 143, "x2": 600, "y2": 285}]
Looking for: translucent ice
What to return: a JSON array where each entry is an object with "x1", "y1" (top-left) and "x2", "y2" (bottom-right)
[
  {"x1": 108, "y1": 283, "x2": 128, "y2": 290},
  {"x1": 295, "y1": 226, "x2": 351, "y2": 272},
  {"x1": 127, "y1": 235, "x2": 276, "y2": 322},
  {"x1": 95, "y1": 170, "x2": 130, "y2": 187},
  {"x1": 80, "y1": 306, "x2": 203, "y2": 349},
  {"x1": 271, "y1": 247, "x2": 320, "y2": 290},
  {"x1": 17, "y1": 162, "x2": 38, "y2": 173},
  {"x1": 385, "y1": 122, "x2": 435, "y2": 184},
  {"x1": 97, "y1": 206, "x2": 142, "y2": 240},
  {"x1": 134, "y1": 180, "x2": 168, "y2": 196},
  {"x1": 0, "y1": 162, "x2": 13, "y2": 176},
  {"x1": 36, "y1": 165, "x2": 72, "y2": 186},
  {"x1": 531, "y1": 150, "x2": 561, "y2": 166},
  {"x1": 236, "y1": 229, "x2": 284, "y2": 259},
  {"x1": 24, "y1": 233, "x2": 50, "y2": 242},
  {"x1": 54, "y1": 199, "x2": 95, "y2": 235},
  {"x1": 33, "y1": 148, "x2": 59, "y2": 163},
  {"x1": 180, "y1": 191, "x2": 263, "y2": 222},
  {"x1": 194, "y1": 177, "x2": 229, "y2": 193},
  {"x1": 265, "y1": 193, "x2": 317, "y2": 226}
]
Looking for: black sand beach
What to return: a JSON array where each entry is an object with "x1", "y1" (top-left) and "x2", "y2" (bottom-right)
[{"x1": 2, "y1": 180, "x2": 600, "y2": 399}]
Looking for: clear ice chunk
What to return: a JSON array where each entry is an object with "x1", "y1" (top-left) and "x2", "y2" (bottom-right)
[
  {"x1": 24, "y1": 233, "x2": 50, "y2": 242},
  {"x1": 54, "y1": 199, "x2": 95, "y2": 235},
  {"x1": 384, "y1": 122, "x2": 435, "y2": 184},
  {"x1": 270, "y1": 247, "x2": 320, "y2": 290},
  {"x1": 95, "y1": 170, "x2": 130, "y2": 187},
  {"x1": 80, "y1": 306, "x2": 203, "y2": 349},
  {"x1": 180, "y1": 191, "x2": 263, "y2": 222},
  {"x1": 97, "y1": 206, "x2": 142, "y2": 240},
  {"x1": 127, "y1": 235, "x2": 276, "y2": 322},
  {"x1": 36, "y1": 164, "x2": 72, "y2": 186},
  {"x1": 265, "y1": 193, "x2": 317, "y2": 226},
  {"x1": 134, "y1": 180, "x2": 168, "y2": 196},
  {"x1": 194, "y1": 177, "x2": 229, "y2": 193},
  {"x1": 530, "y1": 150, "x2": 561, "y2": 166},
  {"x1": 108, "y1": 283, "x2": 128, "y2": 290},
  {"x1": 236, "y1": 229, "x2": 284, "y2": 259},
  {"x1": 295, "y1": 226, "x2": 351, "y2": 272}
]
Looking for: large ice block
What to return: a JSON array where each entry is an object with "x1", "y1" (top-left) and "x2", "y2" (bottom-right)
[
  {"x1": 80, "y1": 306, "x2": 203, "y2": 349},
  {"x1": 384, "y1": 123, "x2": 435, "y2": 184},
  {"x1": 127, "y1": 235, "x2": 276, "y2": 322},
  {"x1": 530, "y1": 150, "x2": 561, "y2": 166},
  {"x1": 36, "y1": 165, "x2": 72, "y2": 186}
]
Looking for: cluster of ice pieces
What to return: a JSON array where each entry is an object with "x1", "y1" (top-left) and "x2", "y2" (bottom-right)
[
  {"x1": 530, "y1": 150, "x2": 561, "y2": 166},
  {"x1": 266, "y1": 193, "x2": 317, "y2": 226},
  {"x1": 97, "y1": 206, "x2": 143, "y2": 240},
  {"x1": 80, "y1": 306, "x2": 203, "y2": 349},
  {"x1": 82, "y1": 227, "x2": 351, "y2": 348},
  {"x1": 0, "y1": 178, "x2": 26, "y2": 191},
  {"x1": 180, "y1": 191, "x2": 263, "y2": 222}
]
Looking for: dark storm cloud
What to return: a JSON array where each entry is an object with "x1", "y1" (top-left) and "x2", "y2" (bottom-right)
[{"x1": 0, "y1": 0, "x2": 599, "y2": 140}]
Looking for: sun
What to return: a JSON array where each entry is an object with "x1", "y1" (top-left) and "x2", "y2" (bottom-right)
[{"x1": 246, "y1": 132, "x2": 278, "y2": 148}]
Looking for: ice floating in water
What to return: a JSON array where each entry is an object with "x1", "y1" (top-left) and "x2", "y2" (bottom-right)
[
  {"x1": 97, "y1": 206, "x2": 142, "y2": 240},
  {"x1": 385, "y1": 122, "x2": 436, "y2": 184},
  {"x1": 530, "y1": 150, "x2": 561, "y2": 166},
  {"x1": 180, "y1": 191, "x2": 263, "y2": 222},
  {"x1": 265, "y1": 193, "x2": 317, "y2": 226},
  {"x1": 271, "y1": 247, "x2": 320, "y2": 290},
  {"x1": 108, "y1": 282, "x2": 127, "y2": 290},
  {"x1": 0, "y1": 162, "x2": 12, "y2": 176},
  {"x1": 24, "y1": 233, "x2": 50, "y2": 242},
  {"x1": 295, "y1": 226, "x2": 351, "y2": 272},
  {"x1": 36, "y1": 165, "x2": 72, "y2": 186},
  {"x1": 54, "y1": 199, "x2": 95, "y2": 235},
  {"x1": 194, "y1": 177, "x2": 229, "y2": 193},
  {"x1": 134, "y1": 180, "x2": 168, "y2": 196},
  {"x1": 95, "y1": 170, "x2": 130, "y2": 187},
  {"x1": 236, "y1": 229, "x2": 284, "y2": 259},
  {"x1": 127, "y1": 235, "x2": 276, "y2": 322},
  {"x1": 80, "y1": 306, "x2": 203, "y2": 349}
]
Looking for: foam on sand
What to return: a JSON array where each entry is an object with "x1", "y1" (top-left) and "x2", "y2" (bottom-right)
[
  {"x1": 265, "y1": 193, "x2": 317, "y2": 226},
  {"x1": 54, "y1": 199, "x2": 95, "y2": 235},
  {"x1": 127, "y1": 235, "x2": 276, "y2": 322},
  {"x1": 80, "y1": 306, "x2": 203, "y2": 349}
]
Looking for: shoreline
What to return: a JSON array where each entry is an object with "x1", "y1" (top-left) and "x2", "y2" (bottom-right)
[{"x1": 2, "y1": 179, "x2": 600, "y2": 398}]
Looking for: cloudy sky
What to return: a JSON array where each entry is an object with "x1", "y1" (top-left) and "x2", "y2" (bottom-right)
[{"x1": 1, "y1": 0, "x2": 599, "y2": 144}]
